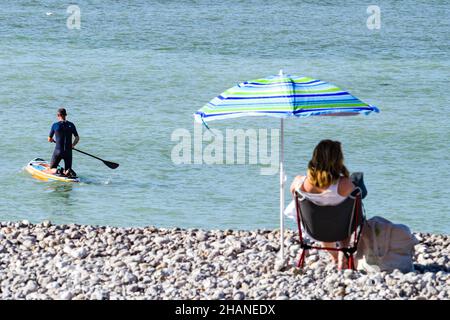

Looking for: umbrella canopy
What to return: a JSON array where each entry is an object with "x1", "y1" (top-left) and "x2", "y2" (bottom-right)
[
  {"x1": 194, "y1": 70, "x2": 379, "y2": 264},
  {"x1": 195, "y1": 70, "x2": 379, "y2": 123}
]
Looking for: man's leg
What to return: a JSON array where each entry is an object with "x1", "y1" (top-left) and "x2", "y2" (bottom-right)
[
  {"x1": 48, "y1": 151, "x2": 62, "y2": 174},
  {"x1": 63, "y1": 152, "x2": 73, "y2": 176}
]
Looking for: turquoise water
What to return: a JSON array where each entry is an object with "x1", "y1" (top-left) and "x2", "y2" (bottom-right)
[{"x1": 1, "y1": 1, "x2": 449, "y2": 233}]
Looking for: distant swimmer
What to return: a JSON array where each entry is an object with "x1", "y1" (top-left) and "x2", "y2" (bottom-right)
[{"x1": 47, "y1": 107, "x2": 79, "y2": 177}]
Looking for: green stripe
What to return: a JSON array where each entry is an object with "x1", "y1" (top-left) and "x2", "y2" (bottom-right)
[
  {"x1": 224, "y1": 87, "x2": 342, "y2": 96},
  {"x1": 250, "y1": 77, "x2": 314, "y2": 84}
]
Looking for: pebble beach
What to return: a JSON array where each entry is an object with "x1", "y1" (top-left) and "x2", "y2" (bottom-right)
[{"x1": 0, "y1": 220, "x2": 448, "y2": 300}]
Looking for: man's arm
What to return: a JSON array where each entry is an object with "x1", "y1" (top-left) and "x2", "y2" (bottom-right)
[
  {"x1": 48, "y1": 124, "x2": 55, "y2": 143},
  {"x1": 72, "y1": 123, "x2": 79, "y2": 148},
  {"x1": 72, "y1": 136, "x2": 80, "y2": 148}
]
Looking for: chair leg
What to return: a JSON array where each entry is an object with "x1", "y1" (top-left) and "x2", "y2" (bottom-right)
[
  {"x1": 348, "y1": 254, "x2": 355, "y2": 270},
  {"x1": 297, "y1": 249, "x2": 307, "y2": 268}
]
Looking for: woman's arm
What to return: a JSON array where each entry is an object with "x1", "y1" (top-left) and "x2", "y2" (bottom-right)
[
  {"x1": 290, "y1": 175, "x2": 305, "y2": 194},
  {"x1": 337, "y1": 177, "x2": 355, "y2": 197}
]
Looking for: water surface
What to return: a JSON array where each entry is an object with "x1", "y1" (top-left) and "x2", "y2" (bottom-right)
[{"x1": 0, "y1": 1, "x2": 449, "y2": 233}]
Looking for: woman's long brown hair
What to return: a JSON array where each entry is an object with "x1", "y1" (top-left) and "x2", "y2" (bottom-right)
[{"x1": 307, "y1": 140, "x2": 349, "y2": 188}]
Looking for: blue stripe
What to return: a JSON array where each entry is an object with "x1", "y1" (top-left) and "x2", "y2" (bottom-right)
[
  {"x1": 293, "y1": 106, "x2": 375, "y2": 114},
  {"x1": 196, "y1": 110, "x2": 289, "y2": 118},
  {"x1": 232, "y1": 82, "x2": 334, "y2": 92},
  {"x1": 236, "y1": 81, "x2": 331, "y2": 89},
  {"x1": 218, "y1": 92, "x2": 350, "y2": 100},
  {"x1": 207, "y1": 99, "x2": 361, "y2": 108},
  {"x1": 195, "y1": 106, "x2": 376, "y2": 118}
]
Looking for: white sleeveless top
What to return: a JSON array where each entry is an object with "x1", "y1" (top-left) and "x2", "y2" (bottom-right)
[{"x1": 296, "y1": 175, "x2": 347, "y2": 206}]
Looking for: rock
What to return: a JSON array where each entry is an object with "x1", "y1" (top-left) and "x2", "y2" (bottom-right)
[
  {"x1": 343, "y1": 269, "x2": 354, "y2": 279},
  {"x1": 123, "y1": 272, "x2": 138, "y2": 284},
  {"x1": 24, "y1": 280, "x2": 38, "y2": 295},
  {"x1": 213, "y1": 290, "x2": 225, "y2": 299},
  {"x1": 59, "y1": 291, "x2": 74, "y2": 300},
  {"x1": 21, "y1": 240, "x2": 34, "y2": 249},
  {"x1": 196, "y1": 231, "x2": 207, "y2": 241},
  {"x1": 274, "y1": 259, "x2": 287, "y2": 272},
  {"x1": 153, "y1": 236, "x2": 170, "y2": 245},
  {"x1": 300, "y1": 277, "x2": 311, "y2": 285},
  {"x1": 426, "y1": 285, "x2": 438, "y2": 296},
  {"x1": 423, "y1": 272, "x2": 436, "y2": 282},
  {"x1": 172, "y1": 254, "x2": 184, "y2": 262},
  {"x1": 63, "y1": 245, "x2": 73, "y2": 255},
  {"x1": 112, "y1": 260, "x2": 127, "y2": 268},
  {"x1": 70, "y1": 247, "x2": 89, "y2": 259},
  {"x1": 36, "y1": 232, "x2": 48, "y2": 241},
  {"x1": 46, "y1": 282, "x2": 61, "y2": 290},
  {"x1": 415, "y1": 234, "x2": 423, "y2": 242},
  {"x1": 42, "y1": 220, "x2": 51, "y2": 227},
  {"x1": 333, "y1": 287, "x2": 346, "y2": 297},
  {"x1": 262, "y1": 244, "x2": 276, "y2": 252},
  {"x1": 203, "y1": 278, "x2": 216, "y2": 290},
  {"x1": 128, "y1": 284, "x2": 141, "y2": 293},
  {"x1": 404, "y1": 272, "x2": 417, "y2": 283},
  {"x1": 224, "y1": 248, "x2": 235, "y2": 257},
  {"x1": 416, "y1": 245, "x2": 426, "y2": 253},
  {"x1": 233, "y1": 291, "x2": 245, "y2": 300}
]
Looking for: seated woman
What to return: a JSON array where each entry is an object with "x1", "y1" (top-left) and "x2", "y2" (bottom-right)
[{"x1": 290, "y1": 139, "x2": 355, "y2": 269}]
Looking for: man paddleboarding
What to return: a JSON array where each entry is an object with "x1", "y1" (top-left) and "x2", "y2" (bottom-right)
[{"x1": 47, "y1": 107, "x2": 80, "y2": 177}]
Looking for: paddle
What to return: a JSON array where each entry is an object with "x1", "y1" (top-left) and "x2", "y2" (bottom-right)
[
  {"x1": 51, "y1": 141, "x2": 119, "y2": 169},
  {"x1": 73, "y1": 148, "x2": 119, "y2": 169}
]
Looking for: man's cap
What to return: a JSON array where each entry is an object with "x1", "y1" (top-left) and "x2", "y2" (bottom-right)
[{"x1": 57, "y1": 108, "x2": 67, "y2": 116}]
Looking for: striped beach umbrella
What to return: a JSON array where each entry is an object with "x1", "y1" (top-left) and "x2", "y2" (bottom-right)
[{"x1": 194, "y1": 70, "x2": 379, "y2": 262}]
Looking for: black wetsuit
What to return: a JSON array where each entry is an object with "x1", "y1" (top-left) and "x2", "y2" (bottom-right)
[{"x1": 49, "y1": 121, "x2": 78, "y2": 170}]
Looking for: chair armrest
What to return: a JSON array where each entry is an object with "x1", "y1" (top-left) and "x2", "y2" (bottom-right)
[{"x1": 351, "y1": 172, "x2": 367, "y2": 199}]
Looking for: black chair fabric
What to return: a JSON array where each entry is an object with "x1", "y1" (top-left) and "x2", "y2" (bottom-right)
[{"x1": 297, "y1": 189, "x2": 364, "y2": 242}]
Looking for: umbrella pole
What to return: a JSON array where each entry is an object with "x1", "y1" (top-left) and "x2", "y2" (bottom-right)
[{"x1": 279, "y1": 118, "x2": 285, "y2": 262}]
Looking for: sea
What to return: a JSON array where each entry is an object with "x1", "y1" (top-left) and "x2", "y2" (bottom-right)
[{"x1": 1, "y1": 1, "x2": 449, "y2": 234}]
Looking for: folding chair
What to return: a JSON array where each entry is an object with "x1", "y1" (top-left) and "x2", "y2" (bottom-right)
[{"x1": 294, "y1": 187, "x2": 365, "y2": 270}]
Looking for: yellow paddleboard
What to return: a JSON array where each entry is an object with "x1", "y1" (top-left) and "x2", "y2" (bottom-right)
[{"x1": 24, "y1": 158, "x2": 80, "y2": 183}]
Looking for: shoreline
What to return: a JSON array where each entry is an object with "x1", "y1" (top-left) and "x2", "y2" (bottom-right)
[{"x1": 0, "y1": 220, "x2": 448, "y2": 300}]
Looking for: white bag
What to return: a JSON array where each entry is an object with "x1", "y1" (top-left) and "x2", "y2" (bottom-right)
[
  {"x1": 284, "y1": 199, "x2": 297, "y2": 220},
  {"x1": 356, "y1": 216, "x2": 419, "y2": 273}
]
